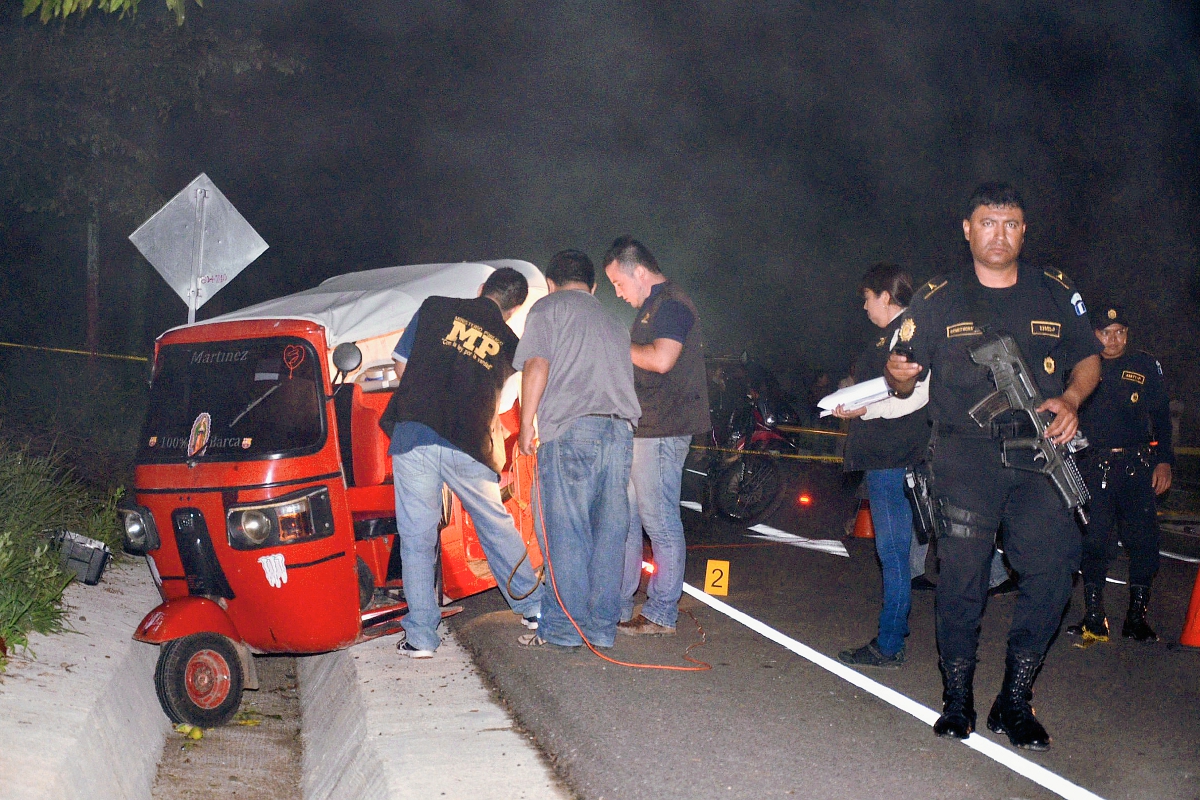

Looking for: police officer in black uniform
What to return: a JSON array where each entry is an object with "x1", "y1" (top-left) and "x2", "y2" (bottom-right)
[
  {"x1": 1067, "y1": 304, "x2": 1173, "y2": 643},
  {"x1": 886, "y1": 183, "x2": 1102, "y2": 751}
]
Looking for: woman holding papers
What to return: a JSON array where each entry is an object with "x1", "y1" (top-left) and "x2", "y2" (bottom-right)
[{"x1": 833, "y1": 263, "x2": 931, "y2": 669}]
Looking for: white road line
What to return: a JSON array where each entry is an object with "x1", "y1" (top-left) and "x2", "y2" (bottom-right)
[
  {"x1": 1160, "y1": 550, "x2": 1200, "y2": 564},
  {"x1": 678, "y1": 500, "x2": 850, "y2": 557},
  {"x1": 746, "y1": 523, "x2": 849, "y2": 558},
  {"x1": 680, "y1": 584, "x2": 1108, "y2": 800},
  {"x1": 1104, "y1": 577, "x2": 1128, "y2": 585},
  {"x1": 685, "y1": 468, "x2": 709, "y2": 477}
]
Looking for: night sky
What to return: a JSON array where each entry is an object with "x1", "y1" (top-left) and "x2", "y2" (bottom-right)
[{"x1": 2, "y1": 1, "x2": 1199, "y2": 426}]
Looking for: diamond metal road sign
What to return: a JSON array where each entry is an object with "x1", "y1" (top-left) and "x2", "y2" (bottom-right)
[{"x1": 129, "y1": 173, "x2": 268, "y2": 323}]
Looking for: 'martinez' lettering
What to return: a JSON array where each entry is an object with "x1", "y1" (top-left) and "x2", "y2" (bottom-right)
[
  {"x1": 191, "y1": 349, "x2": 250, "y2": 365},
  {"x1": 442, "y1": 317, "x2": 501, "y2": 369}
]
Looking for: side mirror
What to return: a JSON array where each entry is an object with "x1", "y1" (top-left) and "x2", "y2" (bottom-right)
[
  {"x1": 332, "y1": 342, "x2": 363, "y2": 374},
  {"x1": 327, "y1": 342, "x2": 364, "y2": 400}
]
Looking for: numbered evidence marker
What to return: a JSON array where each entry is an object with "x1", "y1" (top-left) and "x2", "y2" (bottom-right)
[{"x1": 704, "y1": 559, "x2": 730, "y2": 596}]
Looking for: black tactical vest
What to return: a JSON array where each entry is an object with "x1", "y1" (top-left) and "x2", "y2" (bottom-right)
[{"x1": 631, "y1": 281, "x2": 711, "y2": 438}]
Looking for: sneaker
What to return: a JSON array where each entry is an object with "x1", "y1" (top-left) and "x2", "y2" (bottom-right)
[
  {"x1": 522, "y1": 614, "x2": 540, "y2": 630},
  {"x1": 396, "y1": 633, "x2": 434, "y2": 659},
  {"x1": 517, "y1": 632, "x2": 579, "y2": 651},
  {"x1": 837, "y1": 639, "x2": 905, "y2": 669},
  {"x1": 616, "y1": 614, "x2": 676, "y2": 636}
]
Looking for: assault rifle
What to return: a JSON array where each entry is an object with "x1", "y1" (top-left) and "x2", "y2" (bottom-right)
[{"x1": 967, "y1": 333, "x2": 1091, "y2": 525}]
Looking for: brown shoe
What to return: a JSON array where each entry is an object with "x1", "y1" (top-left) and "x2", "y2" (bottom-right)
[{"x1": 616, "y1": 614, "x2": 676, "y2": 636}]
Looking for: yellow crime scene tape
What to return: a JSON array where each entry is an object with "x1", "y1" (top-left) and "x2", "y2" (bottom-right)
[
  {"x1": 0, "y1": 341, "x2": 148, "y2": 363},
  {"x1": 690, "y1": 444, "x2": 844, "y2": 464},
  {"x1": 4, "y1": 338, "x2": 1197, "y2": 461}
]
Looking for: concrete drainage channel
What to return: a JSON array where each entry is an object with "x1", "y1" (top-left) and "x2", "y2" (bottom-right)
[
  {"x1": 0, "y1": 562, "x2": 568, "y2": 800},
  {"x1": 151, "y1": 656, "x2": 302, "y2": 799}
]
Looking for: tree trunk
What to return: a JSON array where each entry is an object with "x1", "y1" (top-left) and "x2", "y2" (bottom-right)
[{"x1": 86, "y1": 207, "x2": 100, "y2": 359}]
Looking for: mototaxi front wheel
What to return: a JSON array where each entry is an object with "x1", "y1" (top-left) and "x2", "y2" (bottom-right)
[{"x1": 155, "y1": 632, "x2": 244, "y2": 727}]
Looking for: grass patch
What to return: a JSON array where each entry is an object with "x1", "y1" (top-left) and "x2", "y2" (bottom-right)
[{"x1": 0, "y1": 435, "x2": 123, "y2": 670}]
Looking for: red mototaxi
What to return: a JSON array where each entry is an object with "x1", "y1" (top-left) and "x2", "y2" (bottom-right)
[{"x1": 118, "y1": 260, "x2": 547, "y2": 726}]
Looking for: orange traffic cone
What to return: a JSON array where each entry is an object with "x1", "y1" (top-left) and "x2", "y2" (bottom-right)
[
  {"x1": 851, "y1": 499, "x2": 875, "y2": 539},
  {"x1": 1179, "y1": 567, "x2": 1200, "y2": 649}
]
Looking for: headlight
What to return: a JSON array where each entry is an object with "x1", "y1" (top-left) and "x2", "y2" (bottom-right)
[
  {"x1": 239, "y1": 510, "x2": 272, "y2": 545},
  {"x1": 226, "y1": 486, "x2": 334, "y2": 550},
  {"x1": 118, "y1": 500, "x2": 161, "y2": 555}
]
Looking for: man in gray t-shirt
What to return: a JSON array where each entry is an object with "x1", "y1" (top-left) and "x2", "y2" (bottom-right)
[{"x1": 513, "y1": 250, "x2": 640, "y2": 649}]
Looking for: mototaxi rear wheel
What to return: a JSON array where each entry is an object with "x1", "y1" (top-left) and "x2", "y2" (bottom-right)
[{"x1": 155, "y1": 632, "x2": 244, "y2": 727}]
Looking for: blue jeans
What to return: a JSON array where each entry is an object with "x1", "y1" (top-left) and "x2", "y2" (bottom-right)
[
  {"x1": 620, "y1": 435, "x2": 692, "y2": 628},
  {"x1": 534, "y1": 417, "x2": 633, "y2": 647},
  {"x1": 866, "y1": 468, "x2": 914, "y2": 656},
  {"x1": 392, "y1": 445, "x2": 544, "y2": 652}
]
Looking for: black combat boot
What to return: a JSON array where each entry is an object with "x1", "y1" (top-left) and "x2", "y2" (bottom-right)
[
  {"x1": 1122, "y1": 585, "x2": 1158, "y2": 642},
  {"x1": 933, "y1": 658, "x2": 976, "y2": 739},
  {"x1": 986, "y1": 650, "x2": 1050, "y2": 751},
  {"x1": 1065, "y1": 584, "x2": 1109, "y2": 640}
]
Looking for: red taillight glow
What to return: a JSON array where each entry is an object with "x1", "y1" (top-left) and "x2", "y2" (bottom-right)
[
  {"x1": 798, "y1": 493, "x2": 813, "y2": 506},
  {"x1": 641, "y1": 560, "x2": 656, "y2": 574}
]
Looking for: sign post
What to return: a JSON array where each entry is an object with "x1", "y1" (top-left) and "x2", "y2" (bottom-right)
[{"x1": 129, "y1": 173, "x2": 267, "y2": 324}]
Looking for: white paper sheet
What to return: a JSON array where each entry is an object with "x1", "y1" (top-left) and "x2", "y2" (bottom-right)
[{"x1": 817, "y1": 377, "x2": 890, "y2": 417}]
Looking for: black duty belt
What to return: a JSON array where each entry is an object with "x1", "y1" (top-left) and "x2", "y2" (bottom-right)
[
  {"x1": 1079, "y1": 444, "x2": 1152, "y2": 459},
  {"x1": 935, "y1": 421, "x2": 1027, "y2": 439}
]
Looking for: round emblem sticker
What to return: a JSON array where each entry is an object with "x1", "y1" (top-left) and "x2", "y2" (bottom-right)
[
  {"x1": 1043, "y1": 356, "x2": 1055, "y2": 375},
  {"x1": 899, "y1": 317, "x2": 916, "y2": 342},
  {"x1": 188, "y1": 412, "x2": 212, "y2": 458}
]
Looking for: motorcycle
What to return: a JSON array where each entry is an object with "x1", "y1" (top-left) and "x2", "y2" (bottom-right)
[{"x1": 706, "y1": 375, "x2": 800, "y2": 523}]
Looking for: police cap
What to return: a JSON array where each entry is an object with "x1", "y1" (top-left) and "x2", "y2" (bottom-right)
[{"x1": 1090, "y1": 304, "x2": 1130, "y2": 329}]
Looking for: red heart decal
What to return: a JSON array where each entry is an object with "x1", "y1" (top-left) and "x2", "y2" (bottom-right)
[{"x1": 283, "y1": 345, "x2": 305, "y2": 374}]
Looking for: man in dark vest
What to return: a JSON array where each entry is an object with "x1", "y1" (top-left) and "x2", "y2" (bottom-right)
[
  {"x1": 603, "y1": 237, "x2": 710, "y2": 636},
  {"x1": 379, "y1": 267, "x2": 544, "y2": 658}
]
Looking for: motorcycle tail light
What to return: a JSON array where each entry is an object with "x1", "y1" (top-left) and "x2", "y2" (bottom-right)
[
  {"x1": 798, "y1": 493, "x2": 813, "y2": 506},
  {"x1": 227, "y1": 487, "x2": 334, "y2": 550}
]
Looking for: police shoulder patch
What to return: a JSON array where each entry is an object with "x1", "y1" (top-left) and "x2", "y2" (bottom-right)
[
  {"x1": 1043, "y1": 269, "x2": 1071, "y2": 290},
  {"x1": 1137, "y1": 350, "x2": 1164, "y2": 376},
  {"x1": 923, "y1": 279, "x2": 948, "y2": 300}
]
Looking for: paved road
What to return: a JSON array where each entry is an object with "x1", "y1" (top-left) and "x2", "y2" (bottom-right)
[{"x1": 451, "y1": 458, "x2": 1200, "y2": 800}]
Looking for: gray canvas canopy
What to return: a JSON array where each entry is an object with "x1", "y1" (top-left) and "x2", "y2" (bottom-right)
[{"x1": 162, "y1": 259, "x2": 547, "y2": 373}]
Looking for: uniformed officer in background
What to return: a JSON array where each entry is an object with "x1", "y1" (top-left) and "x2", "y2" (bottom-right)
[
  {"x1": 1067, "y1": 304, "x2": 1173, "y2": 644},
  {"x1": 886, "y1": 182, "x2": 1101, "y2": 751}
]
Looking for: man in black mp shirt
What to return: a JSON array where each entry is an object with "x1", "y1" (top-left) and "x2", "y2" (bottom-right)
[
  {"x1": 886, "y1": 183, "x2": 1102, "y2": 750},
  {"x1": 1067, "y1": 304, "x2": 1173, "y2": 644},
  {"x1": 379, "y1": 267, "x2": 544, "y2": 658}
]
